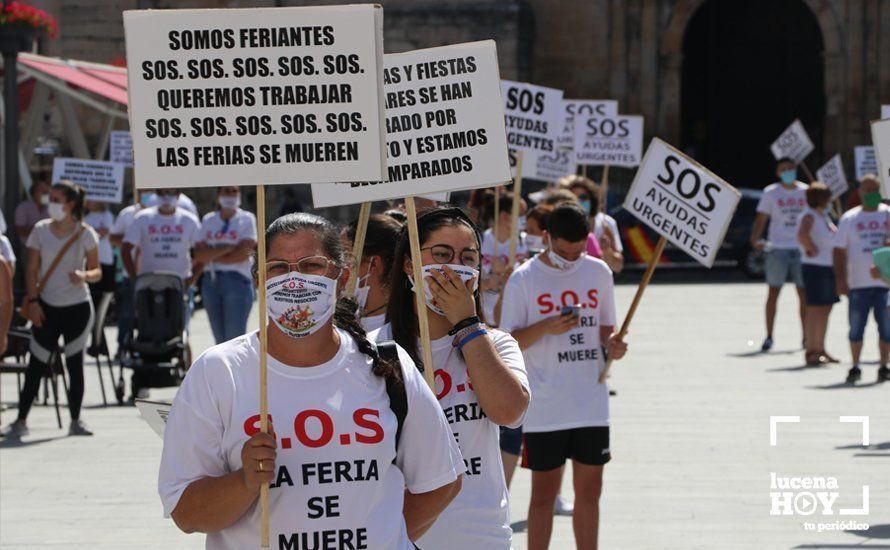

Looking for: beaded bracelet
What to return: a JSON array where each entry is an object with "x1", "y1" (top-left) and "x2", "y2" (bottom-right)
[
  {"x1": 448, "y1": 315, "x2": 481, "y2": 336},
  {"x1": 452, "y1": 322, "x2": 485, "y2": 348}
]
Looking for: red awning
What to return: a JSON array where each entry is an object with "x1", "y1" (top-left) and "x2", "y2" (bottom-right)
[{"x1": 17, "y1": 53, "x2": 128, "y2": 106}]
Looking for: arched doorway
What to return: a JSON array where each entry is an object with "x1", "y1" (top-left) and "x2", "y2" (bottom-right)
[{"x1": 679, "y1": 0, "x2": 825, "y2": 188}]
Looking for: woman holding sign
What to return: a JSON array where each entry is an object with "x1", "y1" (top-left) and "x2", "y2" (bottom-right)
[
  {"x1": 371, "y1": 206, "x2": 530, "y2": 550},
  {"x1": 159, "y1": 213, "x2": 464, "y2": 548}
]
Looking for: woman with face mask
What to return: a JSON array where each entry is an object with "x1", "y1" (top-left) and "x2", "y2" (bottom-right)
[
  {"x1": 195, "y1": 187, "x2": 258, "y2": 344},
  {"x1": 159, "y1": 212, "x2": 463, "y2": 548},
  {"x1": 2, "y1": 181, "x2": 101, "y2": 439},
  {"x1": 342, "y1": 213, "x2": 403, "y2": 332},
  {"x1": 371, "y1": 206, "x2": 530, "y2": 550}
]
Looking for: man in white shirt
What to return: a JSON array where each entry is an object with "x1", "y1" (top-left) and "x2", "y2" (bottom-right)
[
  {"x1": 832, "y1": 175, "x2": 890, "y2": 384},
  {"x1": 749, "y1": 157, "x2": 809, "y2": 351},
  {"x1": 500, "y1": 204, "x2": 627, "y2": 550}
]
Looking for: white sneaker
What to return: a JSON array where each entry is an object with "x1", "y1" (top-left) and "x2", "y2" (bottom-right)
[
  {"x1": 0, "y1": 420, "x2": 29, "y2": 439},
  {"x1": 554, "y1": 495, "x2": 574, "y2": 516}
]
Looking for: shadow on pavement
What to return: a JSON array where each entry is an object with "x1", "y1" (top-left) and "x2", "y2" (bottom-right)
[
  {"x1": 510, "y1": 519, "x2": 527, "y2": 533},
  {"x1": 767, "y1": 364, "x2": 825, "y2": 372},
  {"x1": 808, "y1": 381, "x2": 883, "y2": 390},
  {"x1": 0, "y1": 435, "x2": 67, "y2": 449},
  {"x1": 727, "y1": 348, "x2": 801, "y2": 358}
]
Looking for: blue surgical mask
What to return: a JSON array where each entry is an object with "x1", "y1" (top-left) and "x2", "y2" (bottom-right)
[
  {"x1": 780, "y1": 170, "x2": 797, "y2": 185},
  {"x1": 579, "y1": 200, "x2": 592, "y2": 213},
  {"x1": 139, "y1": 192, "x2": 157, "y2": 207}
]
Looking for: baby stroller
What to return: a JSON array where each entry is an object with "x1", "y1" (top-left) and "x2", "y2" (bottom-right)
[{"x1": 117, "y1": 272, "x2": 191, "y2": 402}]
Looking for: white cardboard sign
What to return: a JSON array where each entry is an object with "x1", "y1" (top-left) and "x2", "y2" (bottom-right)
[
  {"x1": 623, "y1": 138, "x2": 740, "y2": 267},
  {"x1": 123, "y1": 5, "x2": 386, "y2": 189},
  {"x1": 770, "y1": 119, "x2": 814, "y2": 164},
  {"x1": 816, "y1": 154, "x2": 848, "y2": 199},
  {"x1": 311, "y1": 41, "x2": 510, "y2": 208},
  {"x1": 109, "y1": 131, "x2": 133, "y2": 168},
  {"x1": 573, "y1": 114, "x2": 643, "y2": 167},
  {"x1": 135, "y1": 399, "x2": 171, "y2": 438},
  {"x1": 558, "y1": 99, "x2": 618, "y2": 148},
  {"x1": 509, "y1": 148, "x2": 576, "y2": 183},
  {"x1": 872, "y1": 119, "x2": 890, "y2": 196},
  {"x1": 882, "y1": 105, "x2": 890, "y2": 120},
  {"x1": 52, "y1": 157, "x2": 125, "y2": 204},
  {"x1": 854, "y1": 146, "x2": 877, "y2": 182},
  {"x1": 501, "y1": 80, "x2": 564, "y2": 155}
]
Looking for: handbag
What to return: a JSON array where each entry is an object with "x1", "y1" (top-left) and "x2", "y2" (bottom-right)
[{"x1": 19, "y1": 225, "x2": 86, "y2": 321}]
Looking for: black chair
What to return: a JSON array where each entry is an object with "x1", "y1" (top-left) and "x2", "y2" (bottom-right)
[{"x1": 86, "y1": 291, "x2": 118, "y2": 405}]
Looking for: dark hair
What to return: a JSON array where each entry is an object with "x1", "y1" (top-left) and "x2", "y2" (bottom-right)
[
  {"x1": 527, "y1": 204, "x2": 554, "y2": 232},
  {"x1": 256, "y1": 212, "x2": 400, "y2": 384},
  {"x1": 52, "y1": 180, "x2": 86, "y2": 220},
  {"x1": 776, "y1": 157, "x2": 796, "y2": 167},
  {"x1": 805, "y1": 182, "x2": 832, "y2": 208},
  {"x1": 483, "y1": 192, "x2": 521, "y2": 224},
  {"x1": 547, "y1": 204, "x2": 591, "y2": 243},
  {"x1": 387, "y1": 206, "x2": 484, "y2": 367},
  {"x1": 562, "y1": 176, "x2": 600, "y2": 215},
  {"x1": 383, "y1": 209, "x2": 407, "y2": 224},
  {"x1": 345, "y1": 214, "x2": 403, "y2": 286},
  {"x1": 541, "y1": 188, "x2": 580, "y2": 207}
]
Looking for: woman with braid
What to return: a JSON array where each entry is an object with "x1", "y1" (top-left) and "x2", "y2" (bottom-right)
[{"x1": 158, "y1": 212, "x2": 463, "y2": 548}]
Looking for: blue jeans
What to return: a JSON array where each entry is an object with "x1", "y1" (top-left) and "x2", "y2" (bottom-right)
[
  {"x1": 765, "y1": 248, "x2": 804, "y2": 288},
  {"x1": 847, "y1": 287, "x2": 890, "y2": 342},
  {"x1": 201, "y1": 271, "x2": 254, "y2": 344},
  {"x1": 117, "y1": 276, "x2": 135, "y2": 349}
]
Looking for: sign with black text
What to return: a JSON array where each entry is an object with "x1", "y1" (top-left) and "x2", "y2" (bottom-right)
[
  {"x1": 123, "y1": 5, "x2": 386, "y2": 189},
  {"x1": 135, "y1": 399, "x2": 171, "y2": 438},
  {"x1": 770, "y1": 119, "x2": 814, "y2": 164},
  {"x1": 872, "y1": 119, "x2": 890, "y2": 196},
  {"x1": 573, "y1": 114, "x2": 643, "y2": 167},
  {"x1": 854, "y1": 146, "x2": 877, "y2": 182},
  {"x1": 110, "y1": 130, "x2": 134, "y2": 168},
  {"x1": 624, "y1": 138, "x2": 740, "y2": 267},
  {"x1": 558, "y1": 99, "x2": 618, "y2": 148},
  {"x1": 311, "y1": 41, "x2": 510, "y2": 207},
  {"x1": 509, "y1": 148, "x2": 576, "y2": 183},
  {"x1": 816, "y1": 154, "x2": 848, "y2": 199},
  {"x1": 52, "y1": 157, "x2": 125, "y2": 204},
  {"x1": 501, "y1": 80, "x2": 564, "y2": 155}
]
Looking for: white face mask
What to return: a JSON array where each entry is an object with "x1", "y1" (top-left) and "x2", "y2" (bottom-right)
[
  {"x1": 266, "y1": 271, "x2": 337, "y2": 339},
  {"x1": 518, "y1": 216, "x2": 528, "y2": 232},
  {"x1": 158, "y1": 195, "x2": 178, "y2": 210},
  {"x1": 409, "y1": 263, "x2": 479, "y2": 316},
  {"x1": 48, "y1": 202, "x2": 67, "y2": 222},
  {"x1": 526, "y1": 234, "x2": 545, "y2": 252},
  {"x1": 39, "y1": 194, "x2": 49, "y2": 206},
  {"x1": 549, "y1": 249, "x2": 583, "y2": 271},
  {"x1": 355, "y1": 274, "x2": 371, "y2": 311},
  {"x1": 219, "y1": 195, "x2": 240, "y2": 210}
]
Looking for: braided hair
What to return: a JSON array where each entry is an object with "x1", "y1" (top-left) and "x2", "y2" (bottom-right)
[{"x1": 255, "y1": 212, "x2": 401, "y2": 384}]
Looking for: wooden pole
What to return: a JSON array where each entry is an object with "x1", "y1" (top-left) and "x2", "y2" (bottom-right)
[
  {"x1": 256, "y1": 185, "x2": 270, "y2": 547},
  {"x1": 493, "y1": 183, "x2": 500, "y2": 232},
  {"x1": 508, "y1": 151, "x2": 524, "y2": 266},
  {"x1": 597, "y1": 236, "x2": 666, "y2": 384},
  {"x1": 405, "y1": 197, "x2": 436, "y2": 390},
  {"x1": 800, "y1": 161, "x2": 815, "y2": 183},
  {"x1": 345, "y1": 201, "x2": 372, "y2": 297},
  {"x1": 601, "y1": 165, "x2": 611, "y2": 213}
]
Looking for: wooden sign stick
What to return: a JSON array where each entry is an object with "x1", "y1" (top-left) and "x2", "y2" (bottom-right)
[
  {"x1": 256, "y1": 185, "x2": 270, "y2": 548},
  {"x1": 601, "y1": 165, "x2": 611, "y2": 213},
  {"x1": 508, "y1": 150, "x2": 524, "y2": 266},
  {"x1": 405, "y1": 197, "x2": 436, "y2": 389},
  {"x1": 597, "y1": 235, "x2": 666, "y2": 384},
  {"x1": 345, "y1": 201, "x2": 372, "y2": 297},
  {"x1": 493, "y1": 183, "x2": 500, "y2": 230},
  {"x1": 800, "y1": 161, "x2": 816, "y2": 183}
]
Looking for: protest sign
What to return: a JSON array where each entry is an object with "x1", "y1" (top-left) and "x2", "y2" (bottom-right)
[
  {"x1": 110, "y1": 131, "x2": 134, "y2": 167},
  {"x1": 509, "y1": 148, "x2": 575, "y2": 183},
  {"x1": 573, "y1": 114, "x2": 643, "y2": 167},
  {"x1": 558, "y1": 99, "x2": 618, "y2": 148},
  {"x1": 623, "y1": 137, "x2": 740, "y2": 268},
  {"x1": 770, "y1": 119, "x2": 814, "y2": 165},
  {"x1": 311, "y1": 40, "x2": 510, "y2": 207},
  {"x1": 123, "y1": 5, "x2": 386, "y2": 189},
  {"x1": 854, "y1": 146, "x2": 877, "y2": 182},
  {"x1": 52, "y1": 157, "x2": 125, "y2": 204},
  {"x1": 883, "y1": 105, "x2": 890, "y2": 119},
  {"x1": 872, "y1": 119, "x2": 890, "y2": 196},
  {"x1": 501, "y1": 80, "x2": 564, "y2": 155},
  {"x1": 816, "y1": 154, "x2": 848, "y2": 199},
  {"x1": 135, "y1": 399, "x2": 172, "y2": 438}
]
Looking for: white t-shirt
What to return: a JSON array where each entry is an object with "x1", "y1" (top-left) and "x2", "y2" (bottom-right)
[
  {"x1": 833, "y1": 205, "x2": 890, "y2": 290},
  {"x1": 756, "y1": 182, "x2": 808, "y2": 250},
  {"x1": 199, "y1": 209, "x2": 258, "y2": 280},
  {"x1": 26, "y1": 220, "x2": 99, "y2": 307},
  {"x1": 177, "y1": 193, "x2": 198, "y2": 215},
  {"x1": 797, "y1": 207, "x2": 836, "y2": 267},
  {"x1": 370, "y1": 324, "x2": 529, "y2": 550},
  {"x1": 112, "y1": 204, "x2": 143, "y2": 275},
  {"x1": 593, "y1": 212, "x2": 623, "y2": 252},
  {"x1": 124, "y1": 207, "x2": 200, "y2": 280},
  {"x1": 481, "y1": 229, "x2": 527, "y2": 326},
  {"x1": 0, "y1": 235, "x2": 14, "y2": 266},
  {"x1": 360, "y1": 313, "x2": 386, "y2": 334},
  {"x1": 159, "y1": 329, "x2": 463, "y2": 550},
  {"x1": 500, "y1": 254, "x2": 617, "y2": 432},
  {"x1": 84, "y1": 210, "x2": 115, "y2": 265}
]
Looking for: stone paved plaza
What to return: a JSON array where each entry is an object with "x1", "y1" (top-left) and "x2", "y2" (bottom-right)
[{"x1": 1, "y1": 280, "x2": 888, "y2": 549}]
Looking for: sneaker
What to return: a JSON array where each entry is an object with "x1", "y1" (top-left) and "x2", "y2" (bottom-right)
[
  {"x1": 846, "y1": 366, "x2": 862, "y2": 384},
  {"x1": 69, "y1": 419, "x2": 93, "y2": 436},
  {"x1": 554, "y1": 495, "x2": 574, "y2": 516},
  {"x1": 0, "y1": 420, "x2": 28, "y2": 439},
  {"x1": 761, "y1": 337, "x2": 774, "y2": 352},
  {"x1": 878, "y1": 366, "x2": 890, "y2": 383}
]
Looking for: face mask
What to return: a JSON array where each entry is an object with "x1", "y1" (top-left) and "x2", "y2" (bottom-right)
[
  {"x1": 518, "y1": 216, "x2": 527, "y2": 232},
  {"x1": 780, "y1": 169, "x2": 797, "y2": 185},
  {"x1": 409, "y1": 264, "x2": 479, "y2": 316},
  {"x1": 355, "y1": 274, "x2": 371, "y2": 311},
  {"x1": 579, "y1": 199, "x2": 592, "y2": 214},
  {"x1": 549, "y1": 249, "x2": 583, "y2": 271},
  {"x1": 39, "y1": 194, "x2": 49, "y2": 206},
  {"x1": 219, "y1": 195, "x2": 240, "y2": 210},
  {"x1": 266, "y1": 271, "x2": 337, "y2": 339},
  {"x1": 526, "y1": 234, "x2": 545, "y2": 252},
  {"x1": 863, "y1": 192, "x2": 882, "y2": 209},
  {"x1": 158, "y1": 195, "x2": 178, "y2": 210},
  {"x1": 139, "y1": 192, "x2": 157, "y2": 207},
  {"x1": 48, "y1": 202, "x2": 67, "y2": 222}
]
